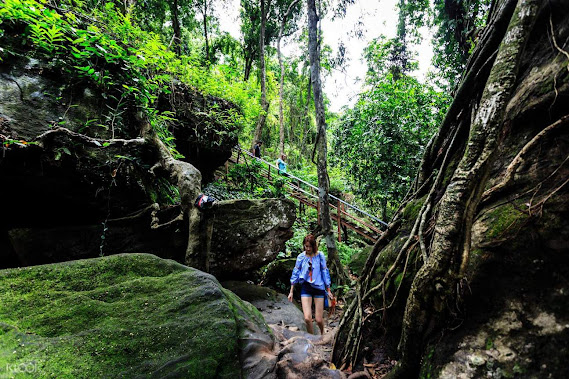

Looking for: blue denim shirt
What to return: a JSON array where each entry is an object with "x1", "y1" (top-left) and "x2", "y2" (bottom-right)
[{"x1": 290, "y1": 252, "x2": 331, "y2": 290}]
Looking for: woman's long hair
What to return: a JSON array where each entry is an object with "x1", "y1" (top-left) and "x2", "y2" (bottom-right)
[{"x1": 303, "y1": 234, "x2": 318, "y2": 254}]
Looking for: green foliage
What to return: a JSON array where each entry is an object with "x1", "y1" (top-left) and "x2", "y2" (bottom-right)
[
  {"x1": 227, "y1": 160, "x2": 267, "y2": 192},
  {"x1": 285, "y1": 218, "x2": 312, "y2": 257},
  {"x1": 393, "y1": 0, "x2": 492, "y2": 91},
  {"x1": 222, "y1": 159, "x2": 293, "y2": 199},
  {"x1": 0, "y1": 0, "x2": 262, "y2": 154},
  {"x1": 331, "y1": 38, "x2": 450, "y2": 219},
  {"x1": 239, "y1": 0, "x2": 303, "y2": 78},
  {"x1": 1, "y1": 139, "x2": 37, "y2": 148},
  {"x1": 430, "y1": 0, "x2": 492, "y2": 91},
  {"x1": 335, "y1": 241, "x2": 360, "y2": 266}
]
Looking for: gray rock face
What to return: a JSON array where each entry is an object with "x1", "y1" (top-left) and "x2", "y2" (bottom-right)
[
  {"x1": 222, "y1": 281, "x2": 307, "y2": 331},
  {"x1": 0, "y1": 57, "x2": 107, "y2": 140},
  {"x1": 436, "y1": 299, "x2": 569, "y2": 379},
  {"x1": 203, "y1": 199, "x2": 296, "y2": 279}
]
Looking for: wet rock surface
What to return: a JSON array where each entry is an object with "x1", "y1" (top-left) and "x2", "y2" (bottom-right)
[
  {"x1": 222, "y1": 281, "x2": 306, "y2": 331},
  {"x1": 221, "y1": 280, "x2": 348, "y2": 378}
]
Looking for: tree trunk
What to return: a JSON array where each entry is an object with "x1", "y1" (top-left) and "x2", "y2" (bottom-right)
[
  {"x1": 333, "y1": 0, "x2": 548, "y2": 375},
  {"x1": 391, "y1": 1, "x2": 539, "y2": 376},
  {"x1": 244, "y1": 53, "x2": 253, "y2": 82},
  {"x1": 202, "y1": 0, "x2": 210, "y2": 63},
  {"x1": 253, "y1": 0, "x2": 269, "y2": 147},
  {"x1": 171, "y1": 0, "x2": 181, "y2": 56},
  {"x1": 136, "y1": 117, "x2": 203, "y2": 273},
  {"x1": 277, "y1": 0, "x2": 300, "y2": 157},
  {"x1": 307, "y1": 0, "x2": 346, "y2": 284}
]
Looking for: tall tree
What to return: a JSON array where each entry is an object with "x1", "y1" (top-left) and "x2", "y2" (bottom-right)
[
  {"x1": 277, "y1": 0, "x2": 300, "y2": 156},
  {"x1": 252, "y1": 0, "x2": 270, "y2": 148},
  {"x1": 170, "y1": 0, "x2": 182, "y2": 55},
  {"x1": 307, "y1": 0, "x2": 345, "y2": 283},
  {"x1": 240, "y1": 0, "x2": 261, "y2": 81},
  {"x1": 331, "y1": 37, "x2": 449, "y2": 220},
  {"x1": 332, "y1": 0, "x2": 553, "y2": 377},
  {"x1": 196, "y1": 0, "x2": 211, "y2": 62}
]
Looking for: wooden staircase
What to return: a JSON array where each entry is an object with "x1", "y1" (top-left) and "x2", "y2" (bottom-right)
[{"x1": 224, "y1": 146, "x2": 387, "y2": 244}]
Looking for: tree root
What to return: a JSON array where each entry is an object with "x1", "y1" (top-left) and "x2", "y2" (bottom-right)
[
  {"x1": 150, "y1": 206, "x2": 185, "y2": 229},
  {"x1": 528, "y1": 176, "x2": 569, "y2": 216},
  {"x1": 393, "y1": 1, "x2": 540, "y2": 376},
  {"x1": 549, "y1": 14, "x2": 569, "y2": 69},
  {"x1": 333, "y1": 4, "x2": 548, "y2": 371},
  {"x1": 482, "y1": 115, "x2": 569, "y2": 204},
  {"x1": 34, "y1": 126, "x2": 145, "y2": 148}
]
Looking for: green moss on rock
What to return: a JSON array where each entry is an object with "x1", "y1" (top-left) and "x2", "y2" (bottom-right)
[
  {"x1": 485, "y1": 203, "x2": 528, "y2": 240},
  {"x1": 347, "y1": 246, "x2": 372, "y2": 277},
  {"x1": 402, "y1": 196, "x2": 426, "y2": 225},
  {"x1": 0, "y1": 254, "x2": 270, "y2": 378}
]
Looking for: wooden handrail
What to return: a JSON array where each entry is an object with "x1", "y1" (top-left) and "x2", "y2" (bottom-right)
[{"x1": 226, "y1": 146, "x2": 385, "y2": 243}]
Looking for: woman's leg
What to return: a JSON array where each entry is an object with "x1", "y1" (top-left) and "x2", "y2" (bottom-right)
[
  {"x1": 314, "y1": 297, "x2": 325, "y2": 335},
  {"x1": 301, "y1": 296, "x2": 314, "y2": 334}
]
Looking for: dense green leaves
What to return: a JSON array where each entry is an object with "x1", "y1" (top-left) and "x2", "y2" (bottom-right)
[
  {"x1": 0, "y1": 0, "x2": 266, "y2": 154},
  {"x1": 431, "y1": 0, "x2": 492, "y2": 91},
  {"x1": 331, "y1": 38, "x2": 450, "y2": 219}
]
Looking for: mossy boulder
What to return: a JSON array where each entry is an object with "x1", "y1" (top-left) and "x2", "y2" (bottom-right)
[
  {"x1": 347, "y1": 245, "x2": 373, "y2": 277},
  {"x1": 204, "y1": 199, "x2": 296, "y2": 279},
  {"x1": 0, "y1": 254, "x2": 275, "y2": 378}
]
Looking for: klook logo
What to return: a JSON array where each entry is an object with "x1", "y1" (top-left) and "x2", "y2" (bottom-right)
[{"x1": 4, "y1": 362, "x2": 37, "y2": 375}]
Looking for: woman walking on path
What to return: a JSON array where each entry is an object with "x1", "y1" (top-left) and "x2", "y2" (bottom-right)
[{"x1": 288, "y1": 234, "x2": 333, "y2": 335}]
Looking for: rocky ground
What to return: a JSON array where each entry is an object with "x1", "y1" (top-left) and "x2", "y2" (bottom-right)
[
  {"x1": 225, "y1": 277, "x2": 398, "y2": 379},
  {"x1": 268, "y1": 300, "x2": 397, "y2": 379}
]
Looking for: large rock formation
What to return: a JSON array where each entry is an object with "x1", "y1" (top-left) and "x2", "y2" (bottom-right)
[
  {"x1": 195, "y1": 199, "x2": 296, "y2": 279},
  {"x1": 0, "y1": 47, "x2": 203, "y2": 269},
  {"x1": 158, "y1": 83, "x2": 238, "y2": 182},
  {"x1": 0, "y1": 254, "x2": 275, "y2": 378},
  {"x1": 0, "y1": 42, "x2": 295, "y2": 275},
  {"x1": 262, "y1": 257, "x2": 297, "y2": 292},
  {"x1": 0, "y1": 125, "x2": 200, "y2": 268}
]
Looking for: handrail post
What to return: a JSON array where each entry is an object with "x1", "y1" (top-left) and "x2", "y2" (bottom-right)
[{"x1": 337, "y1": 202, "x2": 342, "y2": 242}]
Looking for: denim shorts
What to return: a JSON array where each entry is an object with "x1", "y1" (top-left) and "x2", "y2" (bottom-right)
[{"x1": 300, "y1": 282, "x2": 325, "y2": 298}]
